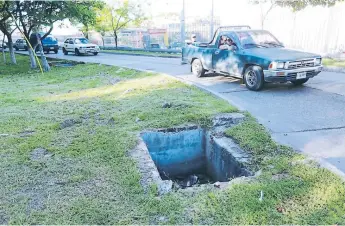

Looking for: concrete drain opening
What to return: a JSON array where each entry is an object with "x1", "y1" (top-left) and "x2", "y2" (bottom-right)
[{"x1": 137, "y1": 117, "x2": 252, "y2": 193}]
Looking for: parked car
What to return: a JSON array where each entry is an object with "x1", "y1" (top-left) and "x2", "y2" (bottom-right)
[
  {"x1": 62, "y1": 37, "x2": 100, "y2": 56},
  {"x1": 0, "y1": 41, "x2": 7, "y2": 49},
  {"x1": 182, "y1": 26, "x2": 323, "y2": 91},
  {"x1": 150, "y1": 43, "x2": 160, "y2": 49},
  {"x1": 29, "y1": 33, "x2": 59, "y2": 54},
  {"x1": 14, "y1": 38, "x2": 28, "y2": 51},
  {"x1": 168, "y1": 42, "x2": 182, "y2": 50}
]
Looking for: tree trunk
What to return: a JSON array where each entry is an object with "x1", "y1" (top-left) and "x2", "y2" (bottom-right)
[
  {"x1": 28, "y1": 47, "x2": 37, "y2": 69},
  {"x1": 36, "y1": 34, "x2": 50, "y2": 72},
  {"x1": 84, "y1": 25, "x2": 89, "y2": 39},
  {"x1": 114, "y1": 31, "x2": 118, "y2": 49},
  {"x1": 7, "y1": 35, "x2": 16, "y2": 64},
  {"x1": 102, "y1": 37, "x2": 105, "y2": 47},
  {"x1": 2, "y1": 35, "x2": 6, "y2": 64},
  {"x1": 38, "y1": 44, "x2": 50, "y2": 72},
  {"x1": 8, "y1": 42, "x2": 16, "y2": 64}
]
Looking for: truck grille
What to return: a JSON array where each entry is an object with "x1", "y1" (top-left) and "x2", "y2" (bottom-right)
[{"x1": 288, "y1": 60, "x2": 314, "y2": 69}]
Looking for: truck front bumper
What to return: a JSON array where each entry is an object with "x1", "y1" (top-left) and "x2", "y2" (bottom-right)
[{"x1": 263, "y1": 65, "x2": 323, "y2": 83}]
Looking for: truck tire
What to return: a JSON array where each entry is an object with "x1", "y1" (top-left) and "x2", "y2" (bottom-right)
[
  {"x1": 192, "y1": 59, "x2": 206, "y2": 78},
  {"x1": 244, "y1": 65, "x2": 264, "y2": 91},
  {"x1": 291, "y1": 78, "x2": 309, "y2": 86}
]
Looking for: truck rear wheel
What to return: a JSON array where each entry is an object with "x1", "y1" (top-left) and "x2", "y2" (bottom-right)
[
  {"x1": 244, "y1": 66, "x2": 264, "y2": 91},
  {"x1": 192, "y1": 59, "x2": 206, "y2": 78}
]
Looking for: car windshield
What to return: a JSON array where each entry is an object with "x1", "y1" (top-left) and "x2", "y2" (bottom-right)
[
  {"x1": 236, "y1": 30, "x2": 283, "y2": 48},
  {"x1": 75, "y1": 38, "x2": 89, "y2": 44}
]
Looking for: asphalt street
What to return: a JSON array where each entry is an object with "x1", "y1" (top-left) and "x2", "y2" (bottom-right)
[{"x1": 15, "y1": 50, "x2": 345, "y2": 178}]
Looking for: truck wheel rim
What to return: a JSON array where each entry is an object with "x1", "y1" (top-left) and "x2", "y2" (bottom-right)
[
  {"x1": 246, "y1": 70, "x2": 257, "y2": 87},
  {"x1": 193, "y1": 62, "x2": 201, "y2": 74}
]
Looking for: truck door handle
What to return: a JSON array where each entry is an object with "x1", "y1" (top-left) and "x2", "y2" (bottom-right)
[{"x1": 215, "y1": 50, "x2": 220, "y2": 54}]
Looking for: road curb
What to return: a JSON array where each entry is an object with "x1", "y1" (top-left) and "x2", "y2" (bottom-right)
[{"x1": 101, "y1": 51, "x2": 180, "y2": 59}]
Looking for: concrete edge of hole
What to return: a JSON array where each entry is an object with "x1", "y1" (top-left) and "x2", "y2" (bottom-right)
[
  {"x1": 131, "y1": 112, "x2": 254, "y2": 195},
  {"x1": 129, "y1": 137, "x2": 173, "y2": 195}
]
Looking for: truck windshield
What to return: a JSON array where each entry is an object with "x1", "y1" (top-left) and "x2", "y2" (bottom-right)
[{"x1": 236, "y1": 31, "x2": 283, "y2": 48}]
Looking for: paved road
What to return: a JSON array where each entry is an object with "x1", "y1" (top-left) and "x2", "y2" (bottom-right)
[{"x1": 19, "y1": 51, "x2": 345, "y2": 177}]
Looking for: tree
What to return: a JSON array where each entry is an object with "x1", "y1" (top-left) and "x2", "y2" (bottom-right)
[
  {"x1": 0, "y1": 1, "x2": 17, "y2": 64},
  {"x1": 109, "y1": 0, "x2": 146, "y2": 48},
  {"x1": 276, "y1": 0, "x2": 341, "y2": 12},
  {"x1": 250, "y1": 0, "x2": 342, "y2": 29},
  {"x1": 68, "y1": 1, "x2": 103, "y2": 39},
  {"x1": 94, "y1": 6, "x2": 112, "y2": 47},
  {"x1": 8, "y1": 0, "x2": 104, "y2": 71}
]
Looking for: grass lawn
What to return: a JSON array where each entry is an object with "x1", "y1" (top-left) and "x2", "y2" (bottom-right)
[
  {"x1": 323, "y1": 58, "x2": 345, "y2": 68},
  {"x1": 1, "y1": 54, "x2": 345, "y2": 224},
  {"x1": 101, "y1": 49, "x2": 181, "y2": 58}
]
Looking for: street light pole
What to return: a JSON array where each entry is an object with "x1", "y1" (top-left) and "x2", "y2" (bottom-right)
[
  {"x1": 181, "y1": 0, "x2": 185, "y2": 45},
  {"x1": 210, "y1": 0, "x2": 214, "y2": 39}
]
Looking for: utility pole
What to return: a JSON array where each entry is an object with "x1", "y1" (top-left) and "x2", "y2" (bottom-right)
[
  {"x1": 210, "y1": 0, "x2": 214, "y2": 39},
  {"x1": 181, "y1": 0, "x2": 185, "y2": 45}
]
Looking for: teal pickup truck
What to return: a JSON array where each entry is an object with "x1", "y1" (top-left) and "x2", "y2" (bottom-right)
[{"x1": 182, "y1": 26, "x2": 323, "y2": 91}]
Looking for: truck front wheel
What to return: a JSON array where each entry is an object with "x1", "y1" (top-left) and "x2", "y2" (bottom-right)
[
  {"x1": 244, "y1": 66, "x2": 264, "y2": 91},
  {"x1": 192, "y1": 59, "x2": 206, "y2": 78}
]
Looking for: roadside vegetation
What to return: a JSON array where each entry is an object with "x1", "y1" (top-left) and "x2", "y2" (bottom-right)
[
  {"x1": 323, "y1": 58, "x2": 345, "y2": 68},
  {"x1": 102, "y1": 49, "x2": 181, "y2": 58},
  {"x1": 1, "y1": 54, "x2": 344, "y2": 225}
]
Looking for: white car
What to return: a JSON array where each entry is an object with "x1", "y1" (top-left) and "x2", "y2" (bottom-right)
[{"x1": 62, "y1": 37, "x2": 100, "y2": 56}]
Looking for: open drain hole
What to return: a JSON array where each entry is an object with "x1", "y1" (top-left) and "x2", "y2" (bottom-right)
[{"x1": 141, "y1": 126, "x2": 251, "y2": 189}]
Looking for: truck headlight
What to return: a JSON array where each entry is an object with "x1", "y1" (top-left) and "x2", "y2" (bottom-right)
[
  {"x1": 269, "y1": 61, "x2": 285, "y2": 70},
  {"x1": 315, "y1": 58, "x2": 322, "y2": 65}
]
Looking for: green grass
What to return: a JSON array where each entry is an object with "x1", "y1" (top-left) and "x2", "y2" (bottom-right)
[
  {"x1": 0, "y1": 53, "x2": 345, "y2": 224},
  {"x1": 102, "y1": 49, "x2": 181, "y2": 58},
  {"x1": 323, "y1": 58, "x2": 345, "y2": 68}
]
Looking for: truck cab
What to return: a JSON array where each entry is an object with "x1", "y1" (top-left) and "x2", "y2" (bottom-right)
[{"x1": 182, "y1": 26, "x2": 323, "y2": 91}]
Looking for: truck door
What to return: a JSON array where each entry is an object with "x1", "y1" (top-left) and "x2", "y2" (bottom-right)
[
  {"x1": 213, "y1": 49, "x2": 229, "y2": 73},
  {"x1": 213, "y1": 35, "x2": 241, "y2": 77}
]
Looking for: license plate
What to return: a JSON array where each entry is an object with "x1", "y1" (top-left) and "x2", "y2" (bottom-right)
[
  {"x1": 296, "y1": 72, "x2": 307, "y2": 79},
  {"x1": 50, "y1": 47, "x2": 55, "y2": 50}
]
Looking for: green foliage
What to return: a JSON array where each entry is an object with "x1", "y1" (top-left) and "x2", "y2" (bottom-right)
[
  {"x1": 251, "y1": 0, "x2": 342, "y2": 11},
  {"x1": 103, "y1": 0, "x2": 147, "y2": 47},
  {"x1": 277, "y1": 0, "x2": 341, "y2": 11},
  {"x1": 323, "y1": 58, "x2": 345, "y2": 68},
  {"x1": 67, "y1": 1, "x2": 104, "y2": 38}
]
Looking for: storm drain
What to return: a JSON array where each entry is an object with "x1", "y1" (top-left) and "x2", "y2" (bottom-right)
[{"x1": 141, "y1": 125, "x2": 251, "y2": 189}]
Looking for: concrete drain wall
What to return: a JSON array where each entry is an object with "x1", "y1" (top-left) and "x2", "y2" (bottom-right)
[
  {"x1": 141, "y1": 126, "x2": 206, "y2": 179},
  {"x1": 131, "y1": 113, "x2": 252, "y2": 195}
]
